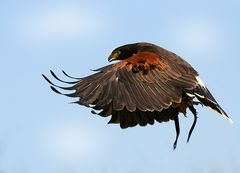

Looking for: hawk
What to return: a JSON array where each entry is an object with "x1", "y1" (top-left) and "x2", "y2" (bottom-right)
[{"x1": 43, "y1": 42, "x2": 232, "y2": 149}]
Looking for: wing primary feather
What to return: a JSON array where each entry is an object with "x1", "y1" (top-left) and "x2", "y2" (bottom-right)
[
  {"x1": 50, "y1": 86, "x2": 63, "y2": 95},
  {"x1": 50, "y1": 70, "x2": 78, "y2": 84},
  {"x1": 62, "y1": 70, "x2": 81, "y2": 79},
  {"x1": 81, "y1": 85, "x2": 102, "y2": 104},
  {"x1": 96, "y1": 84, "x2": 112, "y2": 106},
  {"x1": 42, "y1": 74, "x2": 76, "y2": 90}
]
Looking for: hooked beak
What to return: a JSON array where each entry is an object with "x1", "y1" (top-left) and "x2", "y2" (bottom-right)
[{"x1": 108, "y1": 54, "x2": 116, "y2": 62}]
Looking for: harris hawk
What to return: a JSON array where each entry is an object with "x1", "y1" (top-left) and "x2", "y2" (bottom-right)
[{"x1": 43, "y1": 42, "x2": 232, "y2": 149}]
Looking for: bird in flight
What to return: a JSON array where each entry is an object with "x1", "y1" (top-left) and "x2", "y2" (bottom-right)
[{"x1": 43, "y1": 42, "x2": 232, "y2": 149}]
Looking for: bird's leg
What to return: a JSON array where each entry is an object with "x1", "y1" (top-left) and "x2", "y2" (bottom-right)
[
  {"x1": 187, "y1": 105, "x2": 198, "y2": 143},
  {"x1": 173, "y1": 115, "x2": 180, "y2": 150}
]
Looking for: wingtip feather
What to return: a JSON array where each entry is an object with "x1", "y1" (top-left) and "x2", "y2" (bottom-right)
[
  {"x1": 62, "y1": 70, "x2": 80, "y2": 79},
  {"x1": 50, "y1": 86, "x2": 62, "y2": 95}
]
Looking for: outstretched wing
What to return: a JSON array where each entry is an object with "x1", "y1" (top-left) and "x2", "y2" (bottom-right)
[{"x1": 43, "y1": 51, "x2": 231, "y2": 128}]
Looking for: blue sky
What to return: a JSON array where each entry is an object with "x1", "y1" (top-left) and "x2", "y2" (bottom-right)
[{"x1": 0, "y1": 0, "x2": 240, "y2": 172}]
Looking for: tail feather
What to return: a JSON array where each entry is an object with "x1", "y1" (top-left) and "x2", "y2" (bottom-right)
[{"x1": 193, "y1": 85, "x2": 233, "y2": 123}]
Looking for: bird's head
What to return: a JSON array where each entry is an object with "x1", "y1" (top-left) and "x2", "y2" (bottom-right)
[
  {"x1": 108, "y1": 44, "x2": 138, "y2": 62},
  {"x1": 108, "y1": 42, "x2": 154, "y2": 62}
]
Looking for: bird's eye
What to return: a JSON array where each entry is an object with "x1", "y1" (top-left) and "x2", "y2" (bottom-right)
[{"x1": 115, "y1": 50, "x2": 121, "y2": 56}]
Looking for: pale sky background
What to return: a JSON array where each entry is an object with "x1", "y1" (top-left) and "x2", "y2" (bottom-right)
[{"x1": 0, "y1": 0, "x2": 240, "y2": 173}]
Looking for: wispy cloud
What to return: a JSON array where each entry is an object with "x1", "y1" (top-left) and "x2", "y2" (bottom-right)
[
  {"x1": 172, "y1": 17, "x2": 223, "y2": 54},
  {"x1": 46, "y1": 122, "x2": 99, "y2": 161},
  {"x1": 16, "y1": 4, "x2": 102, "y2": 42}
]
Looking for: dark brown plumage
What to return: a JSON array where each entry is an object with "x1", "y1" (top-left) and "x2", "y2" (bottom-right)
[{"x1": 43, "y1": 42, "x2": 232, "y2": 149}]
